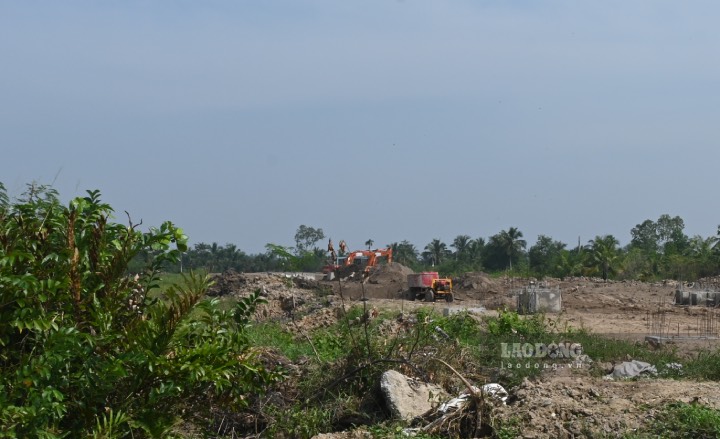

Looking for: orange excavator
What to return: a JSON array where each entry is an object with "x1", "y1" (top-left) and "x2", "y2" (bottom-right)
[{"x1": 323, "y1": 248, "x2": 393, "y2": 279}]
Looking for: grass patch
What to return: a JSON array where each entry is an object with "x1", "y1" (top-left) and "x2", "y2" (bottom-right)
[
  {"x1": 245, "y1": 319, "x2": 351, "y2": 363},
  {"x1": 685, "y1": 350, "x2": 720, "y2": 380},
  {"x1": 245, "y1": 322, "x2": 315, "y2": 361},
  {"x1": 263, "y1": 403, "x2": 335, "y2": 439},
  {"x1": 569, "y1": 330, "x2": 683, "y2": 375},
  {"x1": 492, "y1": 416, "x2": 522, "y2": 439},
  {"x1": 628, "y1": 402, "x2": 720, "y2": 438}
]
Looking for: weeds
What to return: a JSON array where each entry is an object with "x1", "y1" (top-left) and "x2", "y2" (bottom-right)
[
  {"x1": 263, "y1": 403, "x2": 335, "y2": 439},
  {"x1": 486, "y1": 307, "x2": 547, "y2": 339},
  {"x1": 492, "y1": 416, "x2": 522, "y2": 439},
  {"x1": 630, "y1": 402, "x2": 720, "y2": 438},
  {"x1": 685, "y1": 350, "x2": 720, "y2": 380}
]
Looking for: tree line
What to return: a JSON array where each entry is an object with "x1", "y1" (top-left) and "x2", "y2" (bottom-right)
[{"x1": 169, "y1": 216, "x2": 720, "y2": 281}]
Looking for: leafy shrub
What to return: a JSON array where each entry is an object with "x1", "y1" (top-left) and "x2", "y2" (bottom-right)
[
  {"x1": 486, "y1": 309, "x2": 547, "y2": 339},
  {"x1": 0, "y1": 184, "x2": 276, "y2": 438},
  {"x1": 435, "y1": 311, "x2": 481, "y2": 344}
]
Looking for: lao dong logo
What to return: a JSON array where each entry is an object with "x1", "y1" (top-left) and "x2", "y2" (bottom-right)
[{"x1": 500, "y1": 342, "x2": 583, "y2": 359}]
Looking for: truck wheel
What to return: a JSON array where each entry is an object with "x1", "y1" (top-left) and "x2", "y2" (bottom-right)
[
  {"x1": 445, "y1": 293, "x2": 454, "y2": 303},
  {"x1": 425, "y1": 290, "x2": 435, "y2": 302},
  {"x1": 406, "y1": 290, "x2": 415, "y2": 301}
]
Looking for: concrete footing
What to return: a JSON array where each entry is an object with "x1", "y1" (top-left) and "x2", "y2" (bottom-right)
[
  {"x1": 675, "y1": 289, "x2": 720, "y2": 306},
  {"x1": 517, "y1": 288, "x2": 562, "y2": 314}
]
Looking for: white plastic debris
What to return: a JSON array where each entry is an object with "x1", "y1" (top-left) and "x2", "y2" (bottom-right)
[
  {"x1": 437, "y1": 383, "x2": 508, "y2": 413},
  {"x1": 607, "y1": 360, "x2": 657, "y2": 379},
  {"x1": 481, "y1": 383, "x2": 509, "y2": 403}
]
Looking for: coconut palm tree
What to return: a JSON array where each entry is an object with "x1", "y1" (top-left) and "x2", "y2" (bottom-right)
[
  {"x1": 586, "y1": 235, "x2": 620, "y2": 281},
  {"x1": 423, "y1": 239, "x2": 450, "y2": 266},
  {"x1": 494, "y1": 227, "x2": 527, "y2": 270},
  {"x1": 390, "y1": 240, "x2": 419, "y2": 266},
  {"x1": 467, "y1": 238, "x2": 486, "y2": 268},
  {"x1": 689, "y1": 235, "x2": 719, "y2": 277},
  {"x1": 452, "y1": 235, "x2": 472, "y2": 261}
]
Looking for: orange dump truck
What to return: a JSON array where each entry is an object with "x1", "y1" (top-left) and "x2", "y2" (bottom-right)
[{"x1": 406, "y1": 272, "x2": 454, "y2": 302}]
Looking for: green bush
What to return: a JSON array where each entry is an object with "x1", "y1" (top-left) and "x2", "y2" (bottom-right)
[
  {"x1": 0, "y1": 184, "x2": 277, "y2": 438},
  {"x1": 486, "y1": 309, "x2": 547, "y2": 339},
  {"x1": 436, "y1": 311, "x2": 481, "y2": 343}
]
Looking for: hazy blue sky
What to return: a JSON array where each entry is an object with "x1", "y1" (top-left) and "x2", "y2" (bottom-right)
[{"x1": 2, "y1": 1, "x2": 719, "y2": 253}]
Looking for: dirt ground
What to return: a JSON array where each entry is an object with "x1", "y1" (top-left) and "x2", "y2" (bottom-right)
[
  {"x1": 494, "y1": 369, "x2": 720, "y2": 438},
  {"x1": 322, "y1": 270, "x2": 720, "y2": 352},
  {"x1": 208, "y1": 265, "x2": 720, "y2": 438}
]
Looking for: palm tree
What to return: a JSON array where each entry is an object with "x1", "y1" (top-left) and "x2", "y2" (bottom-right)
[
  {"x1": 690, "y1": 235, "x2": 718, "y2": 259},
  {"x1": 452, "y1": 235, "x2": 472, "y2": 261},
  {"x1": 586, "y1": 235, "x2": 620, "y2": 281},
  {"x1": 689, "y1": 235, "x2": 718, "y2": 277},
  {"x1": 467, "y1": 238, "x2": 485, "y2": 268},
  {"x1": 495, "y1": 227, "x2": 527, "y2": 270},
  {"x1": 365, "y1": 239, "x2": 374, "y2": 250},
  {"x1": 423, "y1": 239, "x2": 450, "y2": 266},
  {"x1": 390, "y1": 240, "x2": 419, "y2": 266},
  {"x1": 556, "y1": 250, "x2": 584, "y2": 278}
]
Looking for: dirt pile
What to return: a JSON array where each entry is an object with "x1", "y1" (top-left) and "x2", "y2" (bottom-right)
[
  {"x1": 322, "y1": 263, "x2": 414, "y2": 301},
  {"x1": 207, "y1": 269, "x2": 250, "y2": 297},
  {"x1": 452, "y1": 272, "x2": 512, "y2": 307},
  {"x1": 455, "y1": 272, "x2": 499, "y2": 293},
  {"x1": 333, "y1": 264, "x2": 365, "y2": 281},
  {"x1": 293, "y1": 307, "x2": 342, "y2": 332},
  {"x1": 207, "y1": 270, "x2": 335, "y2": 322},
  {"x1": 495, "y1": 372, "x2": 720, "y2": 438},
  {"x1": 207, "y1": 270, "x2": 324, "y2": 299},
  {"x1": 695, "y1": 276, "x2": 720, "y2": 290},
  {"x1": 367, "y1": 263, "x2": 414, "y2": 285}
]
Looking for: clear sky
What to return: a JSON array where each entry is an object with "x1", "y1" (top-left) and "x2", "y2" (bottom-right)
[{"x1": 2, "y1": 1, "x2": 719, "y2": 254}]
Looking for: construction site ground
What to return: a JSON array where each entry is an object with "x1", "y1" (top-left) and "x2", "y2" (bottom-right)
[{"x1": 205, "y1": 265, "x2": 720, "y2": 438}]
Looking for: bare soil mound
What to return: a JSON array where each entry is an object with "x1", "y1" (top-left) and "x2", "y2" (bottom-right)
[
  {"x1": 321, "y1": 263, "x2": 414, "y2": 301},
  {"x1": 206, "y1": 270, "x2": 337, "y2": 324},
  {"x1": 495, "y1": 372, "x2": 720, "y2": 438},
  {"x1": 455, "y1": 271, "x2": 499, "y2": 293},
  {"x1": 207, "y1": 269, "x2": 249, "y2": 297},
  {"x1": 366, "y1": 263, "x2": 414, "y2": 285},
  {"x1": 207, "y1": 270, "x2": 323, "y2": 298},
  {"x1": 696, "y1": 275, "x2": 720, "y2": 290}
]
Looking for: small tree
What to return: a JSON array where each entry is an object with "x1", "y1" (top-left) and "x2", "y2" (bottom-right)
[
  {"x1": 365, "y1": 239, "x2": 374, "y2": 250},
  {"x1": 294, "y1": 225, "x2": 325, "y2": 254},
  {"x1": 528, "y1": 235, "x2": 566, "y2": 276}
]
